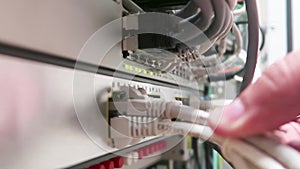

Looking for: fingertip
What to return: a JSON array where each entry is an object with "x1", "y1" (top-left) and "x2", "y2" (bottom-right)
[
  {"x1": 209, "y1": 98, "x2": 249, "y2": 137},
  {"x1": 210, "y1": 50, "x2": 300, "y2": 138}
]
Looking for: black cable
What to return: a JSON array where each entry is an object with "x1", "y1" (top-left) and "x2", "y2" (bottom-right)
[
  {"x1": 192, "y1": 138, "x2": 202, "y2": 169},
  {"x1": 235, "y1": 21, "x2": 266, "y2": 51},
  {"x1": 202, "y1": 88, "x2": 213, "y2": 169},
  {"x1": 239, "y1": 0, "x2": 259, "y2": 92},
  {"x1": 259, "y1": 26, "x2": 266, "y2": 51},
  {"x1": 204, "y1": 142, "x2": 213, "y2": 169},
  {"x1": 205, "y1": 141, "x2": 234, "y2": 169},
  {"x1": 205, "y1": 142, "x2": 222, "y2": 155}
]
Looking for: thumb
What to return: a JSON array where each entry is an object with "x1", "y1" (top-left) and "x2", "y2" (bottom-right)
[{"x1": 209, "y1": 51, "x2": 300, "y2": 137}]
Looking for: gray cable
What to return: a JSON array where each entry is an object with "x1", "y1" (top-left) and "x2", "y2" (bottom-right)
[
  {"x1": 175, "y1": 1, "x2": 199, "y2": 19},
  {"x1": 232, "y1": 23, "x2": 243, "y2": 55},
  {"x1": 181, "y1": 0, "x2": 228, "y2": 49},
  {"x1": 240, "y1": 0, "x2": 259, "y2": 91},
  {"x1": 182, "y1": 11, "x2": 202, "y2": 24},
  {"x1": 218, "y1": 5, "x2": 233, "y2": 40},
  {"x1": 191, "y1": 0, "x2": 215, "y2": 31},
  {"x1": 175, "y1": 0, "x2": 215, "y2": 44},
  {"x1": 203, "y1": 0, "x2": 227, "y2": 40}
]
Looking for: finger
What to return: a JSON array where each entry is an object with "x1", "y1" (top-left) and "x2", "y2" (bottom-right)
[
  {"x1": 209, "y1": 50, "x2": 300, "y2": 137},
  {"x1": 288, "y1": 141, "x2": 300, "y2": 152}
]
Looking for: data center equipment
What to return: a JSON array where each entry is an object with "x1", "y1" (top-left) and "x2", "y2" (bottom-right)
[
  {"x1": 0, "y1": 0, "x2": 256, "y2": 168},
  {"x1": 2, "y1": 1, "x2": 300, "y2": 169}
]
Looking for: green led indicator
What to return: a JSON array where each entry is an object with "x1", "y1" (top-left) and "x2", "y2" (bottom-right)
[
  {"x1": 125, "y1": 64, "x2": 130, "y2": 70},
  {"x1": 125, "y1": 64, "x2": 156, "y2": 76},
  {"x1": 135, "y1": 67, "x2": 142, "y2": 73},
  {"x1": 124, "y1": 64, "x2": 133, "y2": 71}
]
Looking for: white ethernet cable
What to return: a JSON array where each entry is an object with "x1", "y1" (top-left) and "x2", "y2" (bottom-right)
[
  {"x1": 157, "y1": 121, "x2": 300, "y2": 169},
  {"x1": 111, "y1": 86, "x2": 209, "y2": 125},
  {"x1": 217, "y1": 38, "x2": 227, "y2": 56},
  {"x1": 111, "y1": 87, "x2": 300, "y2": 168},
  {"x1": 110, "y1": 115, "x2": 300, "y2": 168},
  {"x1": 232, "y1": 23, "x2": 243, "y2": 55},
  {"x1": 188, "y1": 22, "x2": 244, "y2": 78}
]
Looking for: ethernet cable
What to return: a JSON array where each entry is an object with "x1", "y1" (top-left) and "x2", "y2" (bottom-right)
[
  {"x1": 199, "y1": 0, "x2": 229, "y2": 40},
  {"x1": 110, "y1": 87, "x2": 300, "y2": 169},
  {"x1": 215, "y1": 4, "x2": 234, "y2": 40},
  {"x1": 110, "y1": 112, "x2": 300, "y2": 169},
  {"x1": 181, "y1": 0, "x2": 230, "y2": 47},
  {"x1": 191, "y1": 7, "x2": 248, "y2": 81},
  {"x1": 124, "y1": 0, "x2": 244, "y2": 69},
  {"x1": 174, "y1": 0, "x2": 216, "y2": 49},
  {"x1": 175, "y1": 0, "x2": 233, "y2": 53},
  {"x1": 157, "y1": 121, "x2": 300, "y2": 169},
  {"x1": 184, "y1": 0, "x2": 215, "y2": 31},
  {"x1": 217, "y1": 38, "x2": 227, "y2": 56},
  {"x1": 232, "y1": 23, "x2": 243, "y2": 55},
  {"x1": 191, "y1": 50, "x2": 246, "y2": 81},
  {"x1": 191, "y1": 54, "x2": 220, "y2": 67},
  {"x1": 174, "y1": 0, "x2": 252, "y2": 84},
  {"x1": 173, "y1": 0, "x2": 251, "y2": 82},
  {"x1": 175, "y1": 1, "x2": 199, "y2": 19},
  {"x1": 124, "y1": 0, "x2": 236, "y2": 71},
  {"x1": 190, "y1": 23, "x2": 244, "y2": 81},
  {"x1": 111, "y1": 86, "x2": 209, "y2": 125},
  {"x1": 173, "y1": 0, "x2": 253, "y2": 83}
]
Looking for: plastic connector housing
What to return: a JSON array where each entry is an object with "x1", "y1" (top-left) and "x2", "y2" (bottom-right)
[
  {"x1": 108, "y1": 86, "x2": 208, "y2": 148},
  {"x1": 110, "y1": 116, "x2": 166, "y2": 148}
]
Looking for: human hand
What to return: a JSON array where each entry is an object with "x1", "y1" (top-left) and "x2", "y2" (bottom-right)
[{"x1": 209, "y1": 51, "x2": 300, "y2": 139}]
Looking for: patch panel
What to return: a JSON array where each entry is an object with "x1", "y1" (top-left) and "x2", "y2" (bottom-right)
[
  {"x1": 105, "y1": 84, "x2": 208, "y2": 150},
  {"x1": 106, "y1": 87, "x2": 163, "y2": 148},
  {"x1": 106, "y1": 84, "x2": 166, "y2": 148}
]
